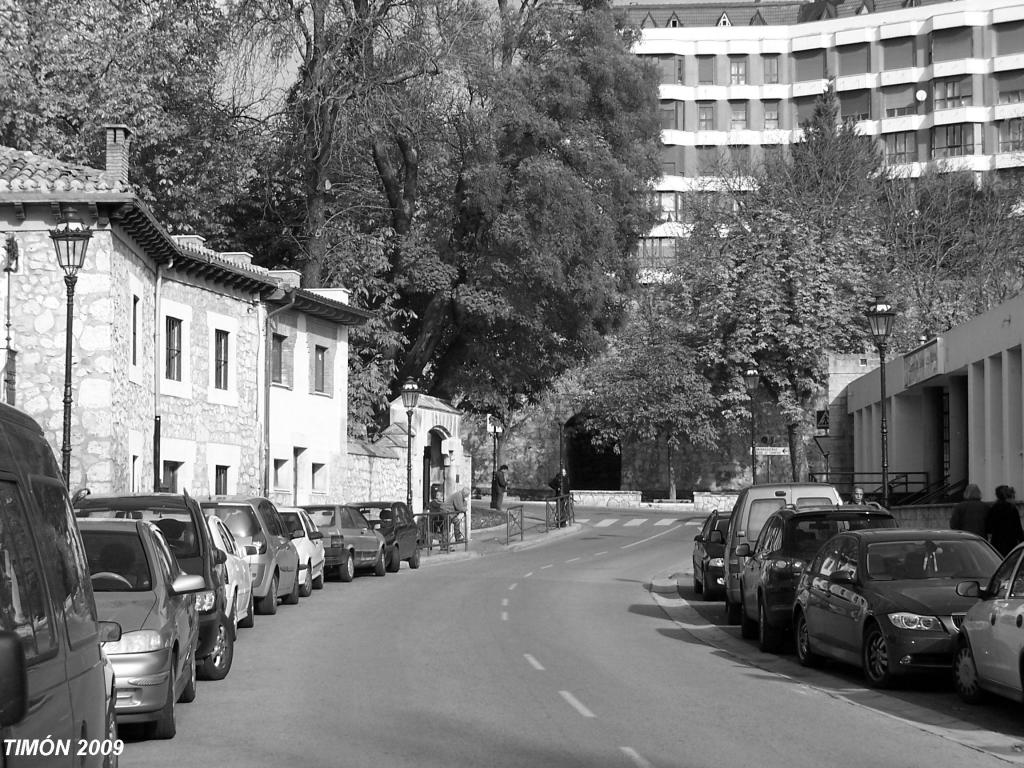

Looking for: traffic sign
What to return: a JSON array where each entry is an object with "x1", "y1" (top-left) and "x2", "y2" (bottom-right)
[
  {"x1": 755, "y1": 446, "x2": 790, "y2": 456},
  {"x1": 815, "y1": 409, "x2": 830, "y2": 432}
]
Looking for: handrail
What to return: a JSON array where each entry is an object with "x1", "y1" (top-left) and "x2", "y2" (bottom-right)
[{"x1": 506, "y1": 504, "x2": 524, "y2": 544}]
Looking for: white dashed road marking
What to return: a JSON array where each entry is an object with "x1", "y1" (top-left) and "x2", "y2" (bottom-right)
[
  {"x1": 655, "y1": 518, "x2": 675, "y2": 526},
  {"x1": 685, "y1": 520, "x2": 701, "y2": 526},
  {"x1": 624, "y1": 518, "x2": 647, "y2": 527},
  {"x1": 594, "y1": 519, "x2": 617, "y2": 527},
  {"x1": 501, "y1": 598, "x2": 509, "y2": 606},
  {"x1": 501, "y1": 611, "x2": 508, "y2": 621},
  {"x1": 566, "y1": 557, "x2": 580, "y2": 563},
  {"x1": 524, "y1": 654, "x2": 545, "y2": 671},
  {"x1": 540, "y1": 564, "x2": 553, "y2": 570},
  {"x1": 621, "y1": 526, "x2": 682, "y2": 549},
  {"x1": 594, "y1": 551, "x2": 607, "y2": 556},
  {"x1": 621, "y1": 747, "x2": 654, "y2": 768},
  {"x1": 559, "y1": 690, "x2": 595, "y2": 718},
  {"x1": 575, "y1": 518, "x2": 590, "y2": 524},
  {"x1": 508, "y1": 583, "x2": 517, "y2": 591}
]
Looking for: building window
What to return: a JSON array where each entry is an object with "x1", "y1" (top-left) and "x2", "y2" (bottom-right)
[
  {"x1": 659, "y1": 102, "x2": 677, "y2": 130},
  {"x1": 840, "y1": 91, "x2": 870, "y2": 122},
  {"x1": 837, "y1": 44, "x2": 870, "y2": 76},
  {"x1": 131, "y1": 295, "x2": 139, "y2": 366},
  {"x1": 131, "y1": 455, "x2": 138, "y2": 492},
  {"x1": 931, "y1": 124, "x2": 973, "y2": 158},
  {"x1": 763, "y1": 101, "x2": 780, "y2": 129},
  {"x1": 1000, "y1": 119, "x2": 1024, "y2": 152},
  {"x1": 271, "y1": 333, "x2": 285, "y2": 384},
  {"x1": 314, "y1": 345, "x2": 327, "y2": 393},
  {"x1": 762, "y1": 55, "x2": 779, "y2": 85},
  {"x1": 658, "y1": 192, "x2": 679, "y2": 221},
  {"x1": 696, "y1": 145, "x2": 720, "y2": 175},
  {"x1": 660, "y1": 161, "x2": 676, "y2": 176},
  {"x1": 729, "y1": 57, "x2": 747, "y2": 85},
  {"x1": 636, "y1": 237, "x2": 678, "y2": 270},
  {"x1": 697, "y1": 55, "x2": 715, "y2": 85},
  {"x1": 273, "y1": 458, "x2": 288, "y2": 489},
  {"x1": 884, "y1": 132, "x2": 917, "y2": 163},
  {"x1": 997, "y1": 71, "x2": 1024, "y2": 104},
  {"x1": 312, "y1": 462, "x2": 325, "y2": 492},
  {"x1": 730, "y1": 102, "x2": 748, "y2": 130},
  {"x1": 883, "y1": 37, "x2": 915, "y2": 70},
  {"x1": 697, "y1": 102, "x2": 715, "y2": 130},
  {"x1": 930, "y1": 27, "x2": 972, "y2": 64},
  {"x1": 215, "y1": 465, "x2": 229, "y2": 495},
  {"x1": 165, "y1": 316, "x2": 182, "y2": 382},
  {"x1": 728, "y1": 145, "x2": 749, "y2": 169},
  {"x1": 162, "y1": 460, "x2": 181, "y2": 493},
  {"x1": 996, "y1": 21, "x2": 1024, "y2": 56},
  {"x1": 214, "y1": 329, "x2": 229, "y2": 390},
  {"x1": 794, "y1": 49, "x2": 826, "y2": 82},
  {"x1": 933, "y1": 78, "x2": 971, "y2": 110},
  {"x1": 883, "y1": 85, "x2": 916, "y2": 117}
]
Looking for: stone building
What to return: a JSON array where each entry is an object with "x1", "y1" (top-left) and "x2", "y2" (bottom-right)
[{"x1": 0, "y1": 126, "x2": 372, "y2": 500}]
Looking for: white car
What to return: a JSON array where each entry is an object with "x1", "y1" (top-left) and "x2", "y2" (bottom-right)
[
  {"x1": 955, "y1": 541, "x2": 1024, "y2": 704},
  {"x1": 206, "y1": 513, "x2": 255, "y2": 631},
  {"x1": 279, "y1": 507, "x2": 326, "y2": 597}
]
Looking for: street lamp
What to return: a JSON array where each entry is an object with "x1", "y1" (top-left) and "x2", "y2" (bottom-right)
[
  {"x1": 744, "y1": 368, "x2": 759, "y2": 484},
  {"x1": 865, "y1": 298, "x2": 896, "y2": 508},
  {"x1": 50, "y1": 207, "x2": 92, "y2": 486},
  {"x1": 401, "y1": 377, "x2": 421, "y2": 510}
]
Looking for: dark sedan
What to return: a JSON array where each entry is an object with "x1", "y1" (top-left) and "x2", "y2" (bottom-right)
[
  {"x1": 736, "y1": 503, "x2": 896, "y2": 652},
  {"x1": 692, "y1": 510, "x2": 730, "y2": 600},
  {"x1": 793, "y1": 529, "x2": 1001, "y2": 688},
  {"x1": 346, "y1": 501, "x2": 422, "y2": 572}
]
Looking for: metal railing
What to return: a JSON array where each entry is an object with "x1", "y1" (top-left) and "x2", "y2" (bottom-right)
[
  {"x1": 413, "y1": 511, "x2": 468, "y2": 554},
  {"x1": 544, "y1": 494, "x2": 574, "y2": 531},
  {"x1": 506, "y1": 504, "x2": 524, "y2": 544},
  {"x1": 807, "y1": 471, "x2": 930, "y2": 506}
]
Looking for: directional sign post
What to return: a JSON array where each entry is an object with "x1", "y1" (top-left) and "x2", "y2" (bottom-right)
[{"x1": 754, "y1": 446, "x2": 790, "y2": 456}]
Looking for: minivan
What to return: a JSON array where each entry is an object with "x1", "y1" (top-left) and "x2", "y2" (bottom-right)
[
  {"x1": 0, "y1": 402, "x2": 121, "y2": 766},
  {"x1": 722, "y1": 482, "x2": 842, "y2": 624}
]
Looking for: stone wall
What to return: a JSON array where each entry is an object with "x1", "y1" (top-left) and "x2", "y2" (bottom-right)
[
  {"x1": 343, "y1": 438, "x2": 405, "y2": 503},
  {"x1": 693, "y1": 491, "x2": 740, "y2": 515},
  {"x1": 572, "y1": 490, "x2": 642, "y2": 508}
]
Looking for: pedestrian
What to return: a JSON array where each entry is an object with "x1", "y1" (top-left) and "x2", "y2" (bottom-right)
[
  {"x1": 441, "y1": 487, "x2": 469, "y2": 544},
  {"x1": 987, "y1": 485, "x2": 1024, "y2": 556},
  {"x1": 950, "y1": 483, "x2": 988, "y2": 537},
  {"x1": 850, "y1": 487, "x2": 865, "y2": 505},
  {"x1": 428, "y1": 487, "x2": 445, "y2": 540},
  {"x1": 493, "y1": 465, "x2": 509, "y2": 511},
  {"x1": 548, "y1": 467, "x2": 571, "y2": 527}
]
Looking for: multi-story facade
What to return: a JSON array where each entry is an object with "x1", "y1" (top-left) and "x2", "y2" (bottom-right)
[{"x1": 625, "y1": 0, "x2": 1024, "y2": 269}]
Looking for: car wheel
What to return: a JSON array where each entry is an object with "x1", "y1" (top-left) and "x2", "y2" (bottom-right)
[
  {"x1": 408, "y1": 546, "x2": 421, "y2": 569},
  {"x1": 758, "y1": 598, "x2": 783, "y2": 653},
  {"x1": 283, "y1": 569, "x2": 301, "y2": 604},
  {"x1": 862, "y1": 622, "x2": 894, "y2": 688},
  {"x1": 693, "y1": 566, "x2": 704, "y2": 595},
  {"x1": 386, "y1": 546, "x2": 401, "y2": 573},
  {"x1": 256, "y1": 573, "x2": 279, "y2": 615},
  {"x1": 374, "y1": 548, "x2": 387, "y2": 577},
  {"x1": 299, "y1": 563, "x2": 313, "y2": 597},
  {"x1": 198, "y1": 614, "x2": 234, "y2": 681},
  {"x1": 740, "y1": 598, "x2": 758, "y2": 640},
  {"x1": 954, "y1": 642, "x2": 985, "y2": 704},
  {"x1": 238, "y1": 591, "x2": 255, "y2": 629},
  {"x1": 312, "y1": 566, "x2": 324, "y2": 590},
  {"x1": 795, "y1": 611, "x2": 821, "y2": 667},
  {"x1": 178, "y1": 650, "x2": 197, "y2": 702},
  {"x1": 339, "y1": 551, "x2": 355, "y2": 583},
  {"x1": 147, "y1": 659, "x2": 176, "y2": 740}
]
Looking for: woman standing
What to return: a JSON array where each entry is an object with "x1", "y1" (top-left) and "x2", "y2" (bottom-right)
[
  {"x1": 987, "y1": 485, "x2": 1024, "y2": 556},
  {"x1": 950, "y1": 483, "x2": 988, "y2": 537}
]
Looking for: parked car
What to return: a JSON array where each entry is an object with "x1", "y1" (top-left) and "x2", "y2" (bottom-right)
[
  {"x1": 793, "y1": 529, "x2": 1002, "y2": 688},
  {"x1": 0, "y1": 402, "x2": 121, "y2": 767},
  {"x1": 954, "y1": 541, "x2": 1024, "y2": 704},
  {"x1": 206, "y1": 513, "x2": 254, "y2": 632},
  {"x1": 345, "y1": 500, "x2": 422, "y2": 572},
  {"x1": 75, "y1": 493, "x2": 233, "y2": 682},
  {"x1": 304, "y1": 505, "x2": 387, "y2": 581},
  {"x1": 692, "y1": 510, "x2": 730, "y2": 600},
  {"x1": 200, "y1": 496, "x2": 301, "y2": 614},
  {"x1": 79, "y1": 518, "x2": 205, "y2": 740},
  {"x1": 735, "y1": 504, "x2": 897, "y2": 651},
  {"x1": 278, "y1": 507, "x2": 326, "y2": 597},
  {"x1": 723, "y1": 482, "x2": 843, "y2": 624}
]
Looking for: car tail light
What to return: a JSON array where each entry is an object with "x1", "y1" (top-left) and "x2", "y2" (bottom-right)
[{"x1": 251, "y1": 531, "x2": 268, "y2": 555}]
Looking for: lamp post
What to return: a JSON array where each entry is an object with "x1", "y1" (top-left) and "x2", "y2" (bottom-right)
[
  {"x1": 401, "y1": 377, "x2": 421, "y2": 511},
  {"x1": 50, "y1": 208, "x2": 92, "y2": 486},
  {"x1": 744, "y1": 368, "x2": 759, "y2": 484},
  {"x1": 865, "y1": 298, "x2": 896, "y2": 508}
]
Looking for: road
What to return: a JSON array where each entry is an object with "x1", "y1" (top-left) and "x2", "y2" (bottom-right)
[{"x1": 123, "y1": 506, "x2": 1024, "y2": 767}]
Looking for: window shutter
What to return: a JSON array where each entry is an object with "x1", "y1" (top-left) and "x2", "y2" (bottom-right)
[{"x1": 883, "y1": 37, "x2": 915, "y2": 70}]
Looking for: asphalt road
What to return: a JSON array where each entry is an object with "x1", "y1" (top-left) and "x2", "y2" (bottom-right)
[{"x1": 122, "y1": 507, "x2": 1024, "y2": 768}]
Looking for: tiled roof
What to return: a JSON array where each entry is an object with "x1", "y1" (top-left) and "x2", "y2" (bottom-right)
[
  {"x1": 0, "y1": 146, "x2": 131, "y2": 195},
  {"x1": 618, "y1": 0, "x2": 953, "y2": 27}
]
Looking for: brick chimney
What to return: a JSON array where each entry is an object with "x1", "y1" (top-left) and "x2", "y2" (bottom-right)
[{"x1": 102, "y1": 125, "x2": 133, "y2": 185}]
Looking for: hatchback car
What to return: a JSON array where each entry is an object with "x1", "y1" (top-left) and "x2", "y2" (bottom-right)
[
  {"x1": 346, "y1": 501, "x2": 422, "y2": 572},
  {"x1": 793, "y1": 529, "x2": 1002, "y2": 687},
  {"x1": 206, "y1": 513, "x2": 254, "y2": 632},
  {"x1": 736, "y1": 504, "x2": 897, "y2": 651},
  {"x1": 279, "y1": 507, "x2": 326, "y2": 597},
  {"x1": 954, "y1": 542, "x2": 1024, "y2": 704},
  {"x1": 79, "y1": 519, "x2": 205, "y2": 740},
  {"x1": 75, "y1": 493, "x2": 232, "y2": 682},
  {"x1": 304, "y1": 505, "x2": 386, "y2": 581},
  {"x1": 692, "y1": 510, "x2": 730, "y2": 600},
  {"x1": 201, "y1": 497, "x2": 301, "y2": 614}
]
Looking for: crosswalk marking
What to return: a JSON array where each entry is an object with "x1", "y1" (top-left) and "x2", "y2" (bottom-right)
[
  {"x1": 655, "y1": 518, "x2": 675, "y2": 526},
  {"x1": 624, "y1": 518, "x2": 647, "y2": 527},
  {"x1": 594, "y1": 519, "x2": 617, "y2": 527},
  {"x1": 575, "y1": 518, "x2": 590, "y2": 524}
]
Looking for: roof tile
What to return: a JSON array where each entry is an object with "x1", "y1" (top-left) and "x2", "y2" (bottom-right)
[{"x1": 0, "y1": 146, "x2": 132, "y2": 195}]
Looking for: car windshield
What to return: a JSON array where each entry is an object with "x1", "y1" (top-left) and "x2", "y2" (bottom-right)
[
  {"x1": 77, "y1": 507, "x2": 199, "y2": 559},
  {"x1": 357, "y1": 506, "x2": 389, "y2": 525},
  {"x1": 81, "y1": 530, "x2": 152, "y2": 592},
  {"x1": 747, "y1": 499, "x2": 785, "y2": 539},
  {"x1": 305, "y1": 508, "x2": 336, "y2": 527},
  {"x1": 794, "y1": 496, "x2": 834, "y2": 508},
  {"x1": 210, "y1": 505, "x2": 260, "y2": 540},
  {"x1": 280, "y1": 512, "x2": 305, "y2": 535},
  {"x1": 865, "y1": 539, "x2": 1001, "y2": 581},
  {"x1": 342, "y1": 506, "x2": 371, "y2": 529}
]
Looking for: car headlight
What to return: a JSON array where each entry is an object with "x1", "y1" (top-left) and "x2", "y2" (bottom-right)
[
  {"x1": 103, "y1": 630, "x2": 168, "y2": 654},
  {"x1": 709, "y1": 558, "x2": 725, "y2": 567},
  {"x1": 195, "y1": 589, "x2": 216, "y2": 613},
  {"x1": 888, "y1": 612, "x2": 943, "y2": 631}
]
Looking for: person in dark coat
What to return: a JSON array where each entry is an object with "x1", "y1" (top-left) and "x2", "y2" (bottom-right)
[
  {"x1": 950, "y1": 483, "x2": 988, "y2": 537},
  {"x1": 987, "y1": 485, "x2": 1024, "y2": 556},
  {"x1": 492, "y1": 465, "x2": 508, "y2": 511},
  {"x1": 548, "y1": 468, "x2": 571, "y2": 527}
]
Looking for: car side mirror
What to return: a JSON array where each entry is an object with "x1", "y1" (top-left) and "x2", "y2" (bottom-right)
[
  {"x1": 170, "y1": 574, "x2": 207, "y2": 594},
  {"x1": 98, "y1": 621, "x2": 122, "y2": 643},
  {"x1": 734, "y1": 543, "x2": 751, "y2": 557},
  {"x1": 708, "y1": 530, "x2": 724, "y2": 544},
  {"x1": 0, "y1": 631, "x2": 27, "y2": 728},
  {"x1": 290, "y1": 530, "x2": 304, "y2": 540},
  {"x1": 828, "y1": 571, "x2": 855, "y2": 585},
  {"x1": 955, "y1": 580, "x2": 982, "y2": 599},
  {"x1": 213, "y1": 549, "x2": 227, "y2": 565},
  {"x1": 309, "y1": 530, "x2": 323, "y2": 540},
  {"x1": 244, "y1": 544, "x2": 259, "y2": 556},
  {"x1": 694, "y1": 534, "x2": 703, "y2": 542}
]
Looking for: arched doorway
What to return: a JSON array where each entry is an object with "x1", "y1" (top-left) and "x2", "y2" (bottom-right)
[
  {"x1": 564, "y1": 416, "x2": 621, "y2": 490},
  {"x1": 422, "y1": 427, "x2": 449, "y2": 510}
]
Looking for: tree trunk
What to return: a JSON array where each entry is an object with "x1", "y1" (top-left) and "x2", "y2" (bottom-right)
[{"x1": 667, "y1": 444, "x2": 676, "y2": 500}]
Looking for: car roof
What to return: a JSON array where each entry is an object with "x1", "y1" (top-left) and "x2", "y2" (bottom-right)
[
  {"x1": 77, "y1": 493, "x2": 192, "y2": 509},
  {"x1": 200, "y1": 495, "x2": 267, "y2": 505},
  {"x1": 77, "y1": 518, "x2": 151, "y2": 534},
  {"x1": 772, "y1": 504, "x2": 893, "y2": 519},
  {"x1": 839, "y1": 528, "x2": 982, "y2": 542}
]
